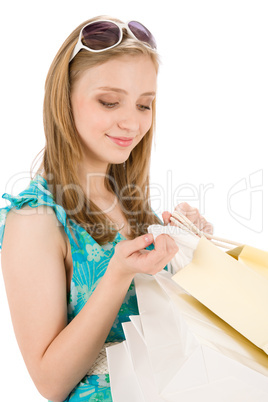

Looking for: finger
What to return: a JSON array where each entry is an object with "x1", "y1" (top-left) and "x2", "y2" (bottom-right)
[
  {"x1": 148, "y1": 234, "x2": 178, "y2": 273},
  {"x1": 175, "y1": 204, "x2": 212, "y2": 233},
  {"x1": 196, "y1": 216, "x2": 207, "y2": 231},
  {"x1": 193, "y1": 216, "x2": 213, "y2": 234},
  {"x1": 162, "y1": 211, "x2": 171, "y2": 225},
  {"x1": 129, "y1": 234, "x2": 178, "y2": 276},
  {"x1": 175, "y1": 203, "x2": 198, "y2": 222},
  {"x1": 202, "y1": 222, "x2": 214, "y2": 235},
  {"x1": 135, "y1": 234, "x2": 177, "y2": 263},
  {"x1": 119, "y1": 233, "x2": 154, "y2": 257},
  {"x1": 153, "y1": 234, "x2": 179, "y2": 264},
  {"x1": 154, "y1": 233, "x2": 178, "y2": 252},
  {"x1": 176, "y1": 202, "x2": 195, "y2": 214}
]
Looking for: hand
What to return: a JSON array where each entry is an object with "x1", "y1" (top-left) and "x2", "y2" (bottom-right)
[
  {"x1": 108, "y1": 233, "x2": 178, "y2": 279},
  {"x1": 162, "y1": 202, "x2": 213, "y2": 234}
]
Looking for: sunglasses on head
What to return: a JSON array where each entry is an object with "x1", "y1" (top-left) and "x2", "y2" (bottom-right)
[{"x1": 70, "y1": 19, "x2": 157, "y2": 62}]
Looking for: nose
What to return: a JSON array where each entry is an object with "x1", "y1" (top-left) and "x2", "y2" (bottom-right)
[{"x1": 117, "y1": 109, "x2": 140, "y2": 132}]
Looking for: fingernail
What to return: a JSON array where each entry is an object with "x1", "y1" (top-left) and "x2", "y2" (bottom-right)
[{"x1": 145, "y1": 234, "x2": 154, "y2": 243}]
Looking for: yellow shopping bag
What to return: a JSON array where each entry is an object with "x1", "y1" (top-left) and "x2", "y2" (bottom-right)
[{"x1": 172, "y1": 237, "x2": 268, "y2": 354}]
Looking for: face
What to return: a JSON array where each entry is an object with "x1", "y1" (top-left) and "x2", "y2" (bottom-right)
[{"x1": 71, "y1": 54, "x2": 157, "y2": 171}]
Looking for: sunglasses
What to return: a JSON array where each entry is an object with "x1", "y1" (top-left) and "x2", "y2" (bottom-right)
[{"x1": 70, "y1": 19, "x2": 157, "y2": 61}]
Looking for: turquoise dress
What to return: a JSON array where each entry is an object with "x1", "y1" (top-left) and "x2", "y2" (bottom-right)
[{"x1": 0, "y1": 175, "x2": 155, "y2": 401}]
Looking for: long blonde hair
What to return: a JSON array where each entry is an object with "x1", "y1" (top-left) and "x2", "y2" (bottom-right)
[{"x1": 42, "y1": 16, "x2": 161, "y2": 244}]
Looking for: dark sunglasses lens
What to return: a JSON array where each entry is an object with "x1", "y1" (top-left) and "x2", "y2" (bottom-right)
[
  {"x1": 82, "y1": 21, "x2": 121, "y2": 50},
  {"x1": 128, "y1": 21, "x2": 157, "y2": 49}
]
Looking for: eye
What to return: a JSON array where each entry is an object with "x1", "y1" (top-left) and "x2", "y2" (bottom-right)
[
  {"x1": 99, "y1": 100, "x2": 119, "y2": 108},
  {"x1": 137, "y1": 104, "x2": 151, "y2": 111}
]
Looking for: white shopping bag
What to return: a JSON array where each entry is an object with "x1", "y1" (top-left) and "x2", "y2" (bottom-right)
[
  {"x1": 148, "y1": 224, "x2": 199, "y2": 272},
  {"x1": 107, "y1": 271, "x2": 268, "y2": 402}
]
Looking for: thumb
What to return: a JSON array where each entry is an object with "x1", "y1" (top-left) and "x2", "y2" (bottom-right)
[{"x1": 123, "y1": 233, "x2": 154, "y2": 255}]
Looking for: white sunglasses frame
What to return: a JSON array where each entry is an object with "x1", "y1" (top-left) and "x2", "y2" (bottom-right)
[{"x1": 70, "y1": 19, "x2": 156, "y2": 62}]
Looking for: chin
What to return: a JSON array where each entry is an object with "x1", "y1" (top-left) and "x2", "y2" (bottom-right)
[
  {"x1": 109, "y1": 158, "x2": 129, "y2": 166},
  {"x1": 107, "y1": 151, "x2": 131, "y2": 165}
]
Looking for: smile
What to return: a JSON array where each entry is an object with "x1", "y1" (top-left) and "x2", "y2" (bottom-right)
[{"x1": 106, "y1": 135, "x2": 134, "y2": 147}]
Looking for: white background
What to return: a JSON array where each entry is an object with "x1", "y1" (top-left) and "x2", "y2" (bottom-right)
[{"x1": 0, "y1": 0, "x2": 267, "y2": 400}]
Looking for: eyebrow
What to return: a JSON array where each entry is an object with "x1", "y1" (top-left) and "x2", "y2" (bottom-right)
[{"x1": 97, "y1": 86, "x2": 156, "y2": 97}]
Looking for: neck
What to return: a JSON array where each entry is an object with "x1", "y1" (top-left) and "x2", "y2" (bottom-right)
[{"x1": 77, "y1": 160, "x2": 110, "y2": 199}]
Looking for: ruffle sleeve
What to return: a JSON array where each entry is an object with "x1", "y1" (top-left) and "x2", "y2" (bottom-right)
[{"x1": 0, "y1": 175, "x2": 77, "y2": 250}]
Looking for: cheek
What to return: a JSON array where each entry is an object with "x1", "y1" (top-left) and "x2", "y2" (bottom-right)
[
  {"x1": 71, "y1": 97, "x2": 88, "y2": 133},
  {"x1": 72, "y1": 98, "x2": 112, "y2": 134},
  {"x1": 141, "y1": 112, "x2": 153, "y2": 135}
]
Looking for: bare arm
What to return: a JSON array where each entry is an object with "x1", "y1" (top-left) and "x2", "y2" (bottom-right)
[{"x1": 1, "y1": 206, "x2": 178, "y2": 401}]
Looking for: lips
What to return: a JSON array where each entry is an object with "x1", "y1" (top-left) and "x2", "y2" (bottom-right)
[{"x1": 106, "y1": 135, "x2": 134, "y2": 147}]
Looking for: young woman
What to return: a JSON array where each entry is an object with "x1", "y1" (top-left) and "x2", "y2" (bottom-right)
[{"x1": 0, "y1": 16, "x2": 211, "y2": 402}]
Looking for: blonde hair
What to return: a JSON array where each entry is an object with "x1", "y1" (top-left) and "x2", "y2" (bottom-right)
[{"x1": 41, "y1": 16, "x2": 161, "y2": 244}]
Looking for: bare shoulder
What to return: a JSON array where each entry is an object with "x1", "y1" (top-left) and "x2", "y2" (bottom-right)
[{"x1": 2, "y1": 205, "x2": 67, "y2": 260}]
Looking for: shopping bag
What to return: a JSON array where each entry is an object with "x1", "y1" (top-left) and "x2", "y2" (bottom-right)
[
  {"x1": 172, "y1": 237, "x2": 268, "y2": 354},
  {"x1": 148, "y1": 224, "x2": 199, "y2": 272},
  {"x1": 107, "y1": 271, "x2": 268, "y2": 402}
]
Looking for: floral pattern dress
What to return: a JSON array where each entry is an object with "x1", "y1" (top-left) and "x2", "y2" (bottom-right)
[{"x1": 0, "y1": 175, "x2": 155, "y2": 401}]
